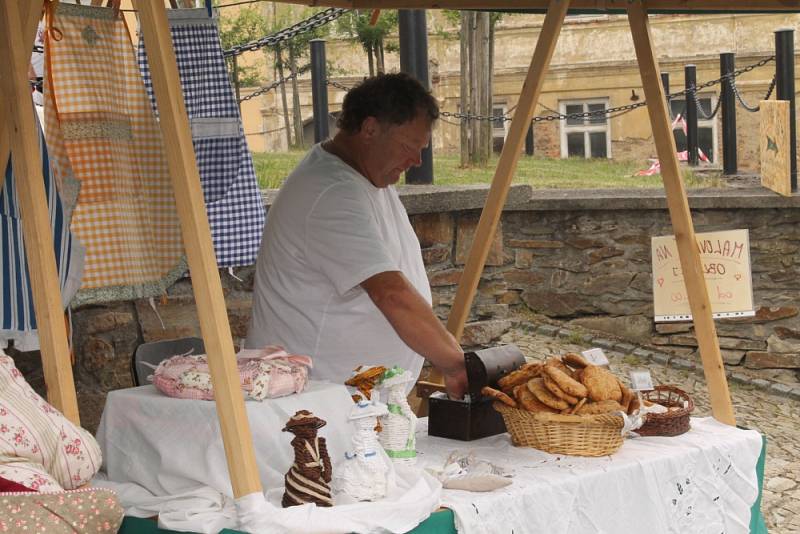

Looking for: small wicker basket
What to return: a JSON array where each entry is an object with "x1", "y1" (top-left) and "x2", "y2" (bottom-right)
[
  {"x1": 493, "y1": 402, "x2": 625, "y2": 457},
  {"x1": 636, "y1": 385, "x2": 694, "y2": 437}
]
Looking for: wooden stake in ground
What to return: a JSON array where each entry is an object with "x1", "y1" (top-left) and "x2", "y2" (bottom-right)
[
  {"x1": 135, "y1": 0, "x2": 263, "y2": 498},
  {"x1": 627, "y1": 1, "x2": 735, "y2": 425},
  {"x1": 0, "y1": 0, "x2": 80, "y2": 425}
]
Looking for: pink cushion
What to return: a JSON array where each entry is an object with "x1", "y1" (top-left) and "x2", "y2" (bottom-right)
[
  {"x1": 0, "y1": 351, "x2": 102, "y2": 490},
  {"x1": 153, "y1": 345, "x2": 312, "y2": 401}
]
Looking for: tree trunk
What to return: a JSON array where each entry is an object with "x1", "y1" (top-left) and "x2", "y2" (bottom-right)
[
  {"x1": 468, "y1": 12, "x2": 479, "y2": 164},
  {"x1": 459, "y1": 11, "x2": 469, "y2": 167},
  {"x1": 367, "y1": 45, "x2": 375, "y2": 77},
  {"x1": 476, "y1": 12, "x2": 490, "y2": 166},
  {"x1": 486, "y1": 14, "x2": 495, "y2": 161},
  {"x1": 289, "y1": 46, "x2": 304, "y2": 149},
  {"x1": 377, "y1": 41, "x2": 385, "y2": 74},
  {"x1": 275, "y1": 47, "x2": 292, "y2": 150}
]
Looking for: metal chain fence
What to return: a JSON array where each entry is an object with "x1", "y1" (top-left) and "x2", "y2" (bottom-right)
[{"x1": 239, "y1": 64, "x2": 311, "y2": 103}]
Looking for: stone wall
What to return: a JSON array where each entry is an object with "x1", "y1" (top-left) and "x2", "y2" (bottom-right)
[{"x1": 10, "y1": 185, "x2": 800, "y2": 433}]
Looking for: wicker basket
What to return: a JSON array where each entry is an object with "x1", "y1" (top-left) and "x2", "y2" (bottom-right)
[
  {"x1": 636, "y1": 385, "x2": 694, "y2": 437},
  {"x1": 493, "y1": 402, "x2": 625, "y2": 457}
]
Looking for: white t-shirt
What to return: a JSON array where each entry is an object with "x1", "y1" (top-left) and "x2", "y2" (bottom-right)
[{"x1": 245, "y1": 144, "x2": 431, "y2": 390}]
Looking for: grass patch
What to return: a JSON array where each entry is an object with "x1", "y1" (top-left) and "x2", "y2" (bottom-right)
[{"x1": 251, "y1": 151, "x2": 721, "y2": 190}]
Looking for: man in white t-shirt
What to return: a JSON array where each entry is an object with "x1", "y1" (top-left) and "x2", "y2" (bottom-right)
[{"x1": 246, "y1": 73, "x2": 467, "y2": 400}]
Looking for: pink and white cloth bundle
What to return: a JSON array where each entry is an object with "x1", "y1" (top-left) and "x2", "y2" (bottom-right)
[{"x1": 152, "y1": 346, "x2": 312, "y2": 401}]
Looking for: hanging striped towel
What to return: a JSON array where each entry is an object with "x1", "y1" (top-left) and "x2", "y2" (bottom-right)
[
  {"x1": 137, "y1": 8, "x2": 265, "y2": 267},
  {"x1": 43, "y1": 3, "x2": 186, "y2": 306},
  {"x1": 0, "y1": 112, "x2": 85, "y2": 351}
]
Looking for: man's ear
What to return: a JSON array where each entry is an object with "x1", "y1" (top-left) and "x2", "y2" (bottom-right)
[{"x1": 361, "y1": 116, "x2": 380, "y2": 140}]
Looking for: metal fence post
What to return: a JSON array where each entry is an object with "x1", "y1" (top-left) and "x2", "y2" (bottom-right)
[
  {"x1": 310, "y1": 39, "x2": 329, "y2": 144},
  {"x1": 525, "y1": 122, "x2": 534, "y2": 156},
  {"x1": 685, "y1": 64, "x2": 699, "y2": 166},
  {"x1": 720, "y1": 53, "x2": 738, "y2": 175},
  {"x1": 399, "y1": 9, "x2": 434, "y2": 184},
  {"x1": 776, "y1": 29, "x2": 797, "y2": 192},
  {"x1": 661, "y1": 72, "x2": 670, "y2": 115}
]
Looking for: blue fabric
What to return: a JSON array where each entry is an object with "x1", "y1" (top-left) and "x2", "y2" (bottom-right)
[
  {"x1": 137, "y1": 9, "x2": 265, "y2": 267},
  {"x1": 0, "y1": 116, "x2": 83, "y2": 350}
]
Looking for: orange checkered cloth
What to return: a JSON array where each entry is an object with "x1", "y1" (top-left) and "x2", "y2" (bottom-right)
[{"x1": 44, "y1": 3, "x2": 186, "y2": 304}]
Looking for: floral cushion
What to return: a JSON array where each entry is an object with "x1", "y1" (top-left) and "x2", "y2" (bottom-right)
[
  {"x1": 153, "y1": 345, "x2": 312, "y2": 401},
  {"x1": 0, "y1": 351, "x2": 102, "y2": 490},
  {"x1": 0, "y1": 474, "x2": 36, "y2": 492},
  {"x1": 0, "y1": 487, "x2": 124, "y2": 533}
]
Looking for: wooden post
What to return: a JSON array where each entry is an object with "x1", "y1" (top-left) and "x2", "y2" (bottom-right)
[
  {"x1": 447, "y1": 0, "x2": 570, "y2": 340},
  {"x1": 0, "y1": 0, "x2": 80, "y2": 425},
  {"x1": 627, "y1": 1, "x2": 735, "y2": 425},
  {"x1": 135, "y1": 1, "x2": 263, "y2": 498}
]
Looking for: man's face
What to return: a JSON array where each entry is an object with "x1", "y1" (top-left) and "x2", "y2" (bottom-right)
[{"x1": 363, "y1": 113, "x2": 432, "y2": 188}]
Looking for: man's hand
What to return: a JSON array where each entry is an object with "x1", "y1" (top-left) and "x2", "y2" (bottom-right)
[{"x1": 443, "y1": 364, "x2": 468, "y2": 401}]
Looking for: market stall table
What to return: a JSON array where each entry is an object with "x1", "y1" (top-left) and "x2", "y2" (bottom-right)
[{"x1": 103, "y1": 400, "x2": 767, "y2": 534}]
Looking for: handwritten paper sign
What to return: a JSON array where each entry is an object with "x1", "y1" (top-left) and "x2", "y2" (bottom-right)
[
  {"x1": 581, "y1": 348, "x2": 609, "y2": 366},
  {"x1": 760, "y1": 100, "x2": 791, "y2": 196},
  {"x1": 629, "y1": 369, "x2": 654, "y2": 392},
  {"x1": 652, "y1": 229, "x2": 754, "y2": 322}
]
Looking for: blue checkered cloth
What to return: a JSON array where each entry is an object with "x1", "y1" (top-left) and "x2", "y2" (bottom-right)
[{"x1": 137, "y1": 8, "x2": 265, "y2": 267}]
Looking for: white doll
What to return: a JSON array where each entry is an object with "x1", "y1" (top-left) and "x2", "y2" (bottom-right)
[
  {"x1": 378, "y1": 367, "x2": 417, "y2": 465},
  {"x1": 334, "y1": 399, "x2": 391, "y2": 502}
]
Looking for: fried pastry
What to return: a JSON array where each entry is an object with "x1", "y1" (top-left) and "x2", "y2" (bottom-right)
[
  {"x1": 543, "y1": 365, "x2": 588, "y2": 399},
  {"x1": 497, "y1": 362, "x2": 543, "y2": 391},
  {"x1": 576, "y1": 399, "x2": 624, "y2": 415},
  {"x1": 517, "y1": 385, "x2": 558, "y2": 413},
  {"x1": 544, "y1": 357, "x2": 571, "y2": 375},
  {"x1": 581, "y1": 365, "x2": 622, "y2": 402},
  {"x1": 618, "y1": 380, "x2": 634, "y2": 413},
  {"x1": 543, "y1": 375, "x2": 580, "y2": 404},
  {"x1": 481, "y1": 386, "x2": 517, "y2": 408},
  {"x1": 569, "y1": 397, "x2": 587, "y2": 415},
  {"x1": 628, "y1": 395, "x2": 641, "y2": 414},
  {"x1": 527, "y1": 378, "x2": 570, "y2": 411},
  {"x1": 562, "y1": 352, "x2": 590, "y2": 369}
]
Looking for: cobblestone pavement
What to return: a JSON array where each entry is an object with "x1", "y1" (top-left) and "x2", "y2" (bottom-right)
[{"x1": 499, "y1": 325, "x2": 800, "y2": 534}]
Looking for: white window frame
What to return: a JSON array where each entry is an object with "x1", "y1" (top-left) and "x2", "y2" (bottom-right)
[
  {"x1": 492, "y1": 102, "x2": 508, "y2": 138},
  {"x1": 559, "y1": 98, "x2": 612, "y2": 159},
  {"x1": 670, "y1": 93, "x2": 718, "y2": 164}
]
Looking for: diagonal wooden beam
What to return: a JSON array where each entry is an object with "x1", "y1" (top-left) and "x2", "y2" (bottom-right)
[
  {"x1": 135, "y1": 0, "x2": 263, "y2": 498},
  {"x1": 627, "y1": 1, "x2": 735, "y2": 425},
  {"x1": 447, "y1": 0, "x2": 570, "y2": 342},
  {"x1": 0, "y1": 1, "x2": 42, "y2": 194},
  {"x1": 0, "y1": 0, "x2": 80, "y2": 425}
]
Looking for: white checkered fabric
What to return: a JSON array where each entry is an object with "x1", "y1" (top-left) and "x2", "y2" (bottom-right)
[{"x1": 137, "y1": 8, "x2": 265, "y2": 267}]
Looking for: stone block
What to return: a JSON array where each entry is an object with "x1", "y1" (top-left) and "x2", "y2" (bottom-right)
[
  {"x1": 671, "y1": 358, "x2": 695, "y2": 370},
  {"x1": 421, "y1": 246, "x2": 450, "y2": 265},
  {"x1": 745, "y1": 351, "x2": 800, "y2": 369},
  {"x1": 719, "y1": 306, "x2": 798, "y2": 324},
  {"x1": 633, "y1": 348, "x2": 654, "y2": 359},
  {"x1": 750, "y1": 378, "x2": 771, "y2": 389},
  {"x1": 615, "y1": 342, "x2": 636, "y2": 354},
  {"x1": 412, "y1": 213, "x2": 453, "y2": 248},
  {"x1": 774, "y1": 326, "x2": 800, "y2": 340},
  {"x1": 507, "y1": 239, "x2": 564, "y2": 249},
  {"x1": 592, "y1": 338, "x2": 617, "y2": 351},
  {"x1": 564, "y1": 237, "x2": 605, "y2": 250},
  {"x1": 536, "y1": 324, "x2": 560, "y2": 337},
  {"x1": 720, "y1": 349, "x2": 746, "y2": 366},
  {"x1": 81, "y1": 337, "x2": 115, "y2": 373},
  {"x1": 655, "y1": 323, "x2": 693, "y2": 334},
  {"x1": 569, "y1": 315, "x2": 652, "y2": 343},
  {"x1": 497, "y1": 291, "x2": 520, "y2": 305},
  {"x1": 651, "y1": 352, "x2": 671, "y2": 365},
  {"x1": 521, "y1": 289, "x2": 592, "y2": 317},
  {"x1": 502, "y1": 269, "x2": 544, "y2": 289},
  {"x1": 475, "y1": 304, "x2": 509, "y2": 320},
  {"x1": 587, "y1": 247, "x2": 624, "y2": 265},
  {"x1": 767, "y1": 334, "x2": 800, "y2": 354},
  {"x1": 461, "y1": 319, "x2": 512, "y2": 347},
  {"x1": 428, "y1": 268, "x2": 463, "y2": 287},
  {"x1": 770, "y1": 382, "x2": 794, "y2": 397},
  {"x1": 581, "y1": 273, "x2": 634, "y2": 296},
  {"x1": 669, "y1": 335, "x2": 699, "y2": 347},
  {"x1": 717, "y1": 336, "x2": 766, "y2": 351},
  {"x1": 729, "y1": 372, "x2": 751, "y2": 385},
  {"x1": 515, "y1": 249, "x2": 534, "y2": 269},
  {"x1": 85, "y1": 311, "x2": 134, "y2": 335},
  {"x1": 455, "y1": 217, "x2": 504, "y2": 266},
  {"x1": 650, "y1": 336, "x2": 671, "y2": 345}
]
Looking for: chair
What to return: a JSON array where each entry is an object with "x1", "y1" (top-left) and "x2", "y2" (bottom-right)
[{"x1": 132, "y1": 337, "x2": 205, "y2": 386}]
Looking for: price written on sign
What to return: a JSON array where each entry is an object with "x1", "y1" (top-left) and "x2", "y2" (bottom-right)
[{"x1": 651, "y1": 229, "x2": 755, "y2": 322}]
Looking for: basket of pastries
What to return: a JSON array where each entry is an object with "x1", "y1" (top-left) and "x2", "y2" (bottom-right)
[
  {"x1": 482, "y1": 353, "x2": 639, "y2": 457},
  {"x1": 635, "y1": 385, "x2": 694, "y2": 437}
]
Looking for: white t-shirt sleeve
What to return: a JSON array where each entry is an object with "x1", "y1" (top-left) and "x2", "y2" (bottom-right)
[{"x1": 305, "y1": 182, "x2": 397, "y2": 296}]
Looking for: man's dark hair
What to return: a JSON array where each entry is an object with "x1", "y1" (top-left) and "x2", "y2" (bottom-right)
[{"x1": 337, "y1": 72, "x2": 439, "y2": 134}]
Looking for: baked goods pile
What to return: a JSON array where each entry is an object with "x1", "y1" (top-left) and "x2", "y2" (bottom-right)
[{"x1": 481, "y1": 353, "x2": 640, "y2": 417}]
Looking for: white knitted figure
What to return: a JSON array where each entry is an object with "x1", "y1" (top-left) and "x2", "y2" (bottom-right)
[
  {"x1": 378, "y1": 367, "x2": 417, "y2": 465},
  {"x1": 334, "y1": 399, "x2": 391, "y2": 502}
]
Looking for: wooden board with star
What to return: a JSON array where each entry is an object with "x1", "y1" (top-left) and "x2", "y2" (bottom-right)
[{"x1": 760, "y1": 100, "x2": 791, "y2": 196}]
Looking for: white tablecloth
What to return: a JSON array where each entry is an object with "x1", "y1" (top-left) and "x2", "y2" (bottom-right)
[
  {"x1": 416, "y1": 417, "x2": 763, "y2": 534},
  {"x1": 96, "y1": 381, "x2": 355, "y2": 496}
]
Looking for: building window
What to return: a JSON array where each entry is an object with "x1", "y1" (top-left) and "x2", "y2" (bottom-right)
[
  {"x1": 492, "y1": 103, "x2": 507, "y2": 153},
  {"x1": 559, "y1": 99, "x2": 611, "y2": 158},
  {"x1": 669, "y1": 96, "x2": 717, "y2": 163}
]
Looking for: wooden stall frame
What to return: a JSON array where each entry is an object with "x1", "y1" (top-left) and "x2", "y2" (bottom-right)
[{"x1": 3, "y1": 0, "x2": 773, "y2": 512}]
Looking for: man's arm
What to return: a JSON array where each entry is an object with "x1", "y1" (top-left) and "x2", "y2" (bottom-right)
[{"x1": 361, "y1": 271, "x2": 467, "y2": 400}]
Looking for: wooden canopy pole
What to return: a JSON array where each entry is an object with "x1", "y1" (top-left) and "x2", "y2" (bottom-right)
[
  {"x1": 0, "y1": 1, "x2": 42, "y2": 193},
  {"x1": 627, "y1": 1, "x2": 735, "y2": 425},
  {"x1": 0, "y1": 0, "x2": 80, "y2": 425},
  {"x1": 135, "y1": 1, "x2": 263, "y2": 498},
  {"x1": 446, "y1": 0, "x2": 570, "y2": 341}
]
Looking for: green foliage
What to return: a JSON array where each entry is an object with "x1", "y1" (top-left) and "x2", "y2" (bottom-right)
[
  {"x1": 269, "y1": 7, "x2": 331, "y2": 71},
  {"x1": 335, "y1": 10, "x2": 398, "y2": 73},
  {"x1": 250, "y1": 151, "x2": 722, "y2": 191},
  {"x1": 217, "y1": 6, "x2": 269, "y2": 86}
]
